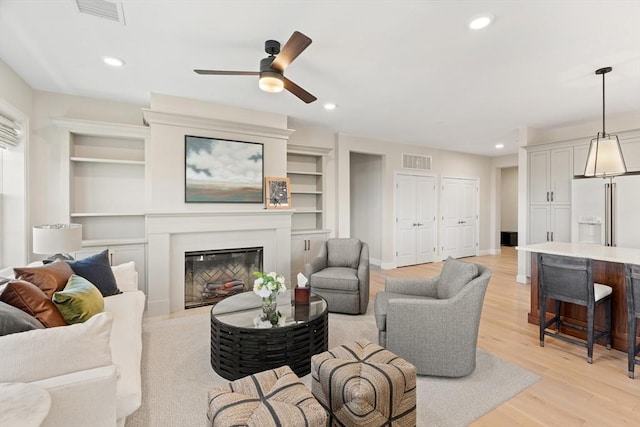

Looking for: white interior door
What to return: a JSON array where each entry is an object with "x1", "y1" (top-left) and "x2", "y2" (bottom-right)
[
  {"x1": 440, "y1": 177, "x2": 478, "y2": 259},
  {"x1": 395, "y1": 174, "x2": 436, "y2": 267}
]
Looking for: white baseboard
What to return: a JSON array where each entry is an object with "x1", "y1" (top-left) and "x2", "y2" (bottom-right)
[
  {"x1": 370, "y1": 257, "x2": 381, "y2": 267},
  {"x1": 380, "y1": 261, "x2": 396, "y2": 270},
  {"x1": 516, "y1": 274, "x2": 529, "y2": 284},
  {"x1": 478, "y1": 249, "x2": 501, "y2": 256}
]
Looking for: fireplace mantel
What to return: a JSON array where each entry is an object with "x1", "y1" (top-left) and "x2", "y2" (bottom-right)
[{"x1": 146, "y1": 210, "x2": 293, "y2": 316}]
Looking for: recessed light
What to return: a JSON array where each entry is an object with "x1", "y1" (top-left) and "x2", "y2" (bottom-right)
[
  {"x1": 495, "y1": 143, "x2": 504, "y2": 149},
  {"x1": 469, "y1": 14, "x2": 494, "y2": 30},
  {"x1": 323, "y1": 103, "x2": 337, "y2": 111},
  {"x1": 103, "y1": 56, "x2": 125, "y2": 67}
]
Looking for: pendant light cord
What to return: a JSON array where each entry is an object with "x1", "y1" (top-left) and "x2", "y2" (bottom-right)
[{"x1": 602, "y1": 71, "x2": 606, "y2": 135}]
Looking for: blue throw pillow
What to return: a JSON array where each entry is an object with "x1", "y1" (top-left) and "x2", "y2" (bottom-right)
[{"x1": 67, "y1": 250, "x2": 121, "y2": 297}]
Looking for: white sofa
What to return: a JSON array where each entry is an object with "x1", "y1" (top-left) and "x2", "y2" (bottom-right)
[{"x1": 0, "y1": 262, "x2": 145, "y2": 427}]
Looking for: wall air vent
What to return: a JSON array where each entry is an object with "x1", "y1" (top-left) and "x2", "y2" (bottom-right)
[
  {"x1": 402, "y1": 153, "x2": 432, "y2": 171},
  {"x1": 75, "y1": 0, "x2": 125, "y2": 24}
]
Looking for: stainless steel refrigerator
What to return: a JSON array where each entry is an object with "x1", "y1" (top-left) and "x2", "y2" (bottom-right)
[{"x1": 571, "y1": 174, "x2": 640, "y2": 249}]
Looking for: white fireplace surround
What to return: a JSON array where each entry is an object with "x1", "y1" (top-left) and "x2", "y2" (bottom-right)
[{"x1": 146, "y1": 210, "x2": 292, "y2": 316}]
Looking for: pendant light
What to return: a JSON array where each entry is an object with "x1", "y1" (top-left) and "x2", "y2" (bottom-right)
[{"x1": 583, "y1": 67, "x2": 627, "y2": 177}]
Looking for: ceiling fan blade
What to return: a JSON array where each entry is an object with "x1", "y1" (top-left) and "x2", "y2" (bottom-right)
[
  {"x1": 194, "y1": 69, "x2": 259, "y2": 76},
  {"x1": 271, "y1": 31, "x2": 312, "y2": 72},
  {"x1": 284, "y1": 77, "x2": 317, "y2": 104}
]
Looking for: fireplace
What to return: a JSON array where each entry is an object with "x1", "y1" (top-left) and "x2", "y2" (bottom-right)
[{"x1": 184, "y1": 247, "x2": 263, "y2": 309}]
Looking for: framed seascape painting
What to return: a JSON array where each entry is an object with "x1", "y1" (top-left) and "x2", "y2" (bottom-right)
[{"x1": 185, "y1": 135, "x2": 264, "y2": 203}]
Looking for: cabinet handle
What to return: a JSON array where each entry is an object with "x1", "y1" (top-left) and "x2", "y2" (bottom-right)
[
  {"x1": 546, "y1": 191, "x2": 550, "y2": 202},
  {"x1": 546, "y1": 231, "x2": 550, "y2": 241},
  {"x1": 551, "y1": 231, "x2": 554, "y2": 241},
  {"x1": 109, "y1": 252, "x2": 113, "y2": 266},
  {"x1": 550, "y1": 191, "x2": 554, "y2": 202}
]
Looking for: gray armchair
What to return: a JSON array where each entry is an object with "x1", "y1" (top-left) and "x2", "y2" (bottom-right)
[
  {"x1": 305, "y1": 238, "x2": 369, "y2": 314},
  {"x1": 374, "y1": 257, "x2": 491, "y2": 377}
]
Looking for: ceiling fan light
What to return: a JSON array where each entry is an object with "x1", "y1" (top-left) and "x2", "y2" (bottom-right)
[
  {"x1": 259, "y1": 72, "x2": 284, "y2": 93},
  {"x1": 584, "y1": 134, "x2": 627, "y2": 177}
]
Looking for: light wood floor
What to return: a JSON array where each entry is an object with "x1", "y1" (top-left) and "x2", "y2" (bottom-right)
[{"x1": 371, "y1": 247, "x2": 639, "y2": 426}]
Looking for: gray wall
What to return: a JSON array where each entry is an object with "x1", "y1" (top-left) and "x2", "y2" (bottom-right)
[
  {"x1": 500, "y1": 166, "x2": 518, "y2": 231},
  {"x1": 350, "y1": 152, "x2": 383, "y2": 264}
]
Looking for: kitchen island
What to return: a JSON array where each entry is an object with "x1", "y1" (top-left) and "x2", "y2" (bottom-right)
[{"x1": 517, "y1": 242, "x2": 640, "y2": 352}]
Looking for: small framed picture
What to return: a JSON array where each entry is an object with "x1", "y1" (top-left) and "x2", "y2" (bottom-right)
[{"x1": 265, "y1": 177, "x2": 291, "y2": 209}]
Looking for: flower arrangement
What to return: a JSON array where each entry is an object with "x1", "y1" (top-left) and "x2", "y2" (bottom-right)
[
  {"x1": 253, "y1": 271, "x2": 287, "y2": 328},
  {"x1": 252, "y1": 271, "x2": 287, "y2": 298}
]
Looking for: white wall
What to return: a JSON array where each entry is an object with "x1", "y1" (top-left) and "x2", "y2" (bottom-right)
[
  {"x1": 145, "y1": 94, "x2": 290, "y2": 213},
  {"x1": 350, "y1": 153, "x2": 383, "y2": 264},
  {"x1": 500, "y1": 167, "x2": 518, "y2": 231},
  {"x1": 0, "y1": 58, "x2": 32, "y2": 267},
  {"x1": 337, "y1": 133, "x2": 494, "y2": 268}
]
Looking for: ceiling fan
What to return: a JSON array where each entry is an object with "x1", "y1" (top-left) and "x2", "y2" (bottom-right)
[{"x1": 194, "y1": 31, "x2": 317, "y2": 104}]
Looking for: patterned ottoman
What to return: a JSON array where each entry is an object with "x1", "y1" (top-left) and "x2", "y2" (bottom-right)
[
  {"x1": 207, "y1": 365, "x2": 327, "y2": 427},
  {"x1": 311, "y1": 339, "x2": 416, "y2": 426}
]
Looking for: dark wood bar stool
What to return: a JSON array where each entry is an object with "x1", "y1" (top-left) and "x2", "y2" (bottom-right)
[
  {"x1": 538, "y1": 253, "x2": 612, "y2": 363},
  {"x1": 625, "y1": 263, "x2": 640, "y2": 378}
]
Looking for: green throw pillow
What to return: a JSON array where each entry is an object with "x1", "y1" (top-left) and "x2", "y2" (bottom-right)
[{"x1": 53, "y1": 275, "x2": 104, "y2": 324}]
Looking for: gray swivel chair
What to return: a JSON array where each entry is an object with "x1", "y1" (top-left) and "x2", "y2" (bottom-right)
[
  {"x1": 625, "y1": 263, "x2": 640, "y2": 378},
  {"x1": 538, "y1": 253, "x2": 612, "y2": 364},
  {"x1": 305, "y1": 238, "x2": 369, "y2": 315},
  {"x1": 374, "y1": 257, "x2": 492, "y2": 377}
]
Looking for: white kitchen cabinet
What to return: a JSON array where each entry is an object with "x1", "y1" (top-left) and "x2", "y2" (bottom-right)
[
  {"x1": 290, "y1": 231, "x2": 328, "y2": 281},
  {"x1": 529, "y1": 205, "x2": 571, "y2": 244},
  {"x1": 529, "y1": 147, "x2": 573, "y2": 205},
  {"x1": 528, "y1": 147, "x2": 572, "y2": 243}
]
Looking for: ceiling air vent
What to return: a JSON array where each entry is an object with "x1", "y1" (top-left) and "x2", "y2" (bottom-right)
[
  {"x1": 402, "y1": 153, "x2": 432, "y2": 171},
  {"x1": 75, "y1": 0, "x2": 125, "y2": 24}
]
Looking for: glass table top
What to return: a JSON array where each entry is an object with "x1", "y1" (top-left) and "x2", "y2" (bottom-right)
[{"x1": 210, "y1": 290, "x2": 327, "y2": 329}]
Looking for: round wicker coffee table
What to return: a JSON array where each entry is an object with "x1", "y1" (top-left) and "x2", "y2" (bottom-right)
[{"x1": 210, "y1": 291, "x2": 328, "y2": 380}]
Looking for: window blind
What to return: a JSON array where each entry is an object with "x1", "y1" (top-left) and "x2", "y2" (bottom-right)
[{"x1": 0, "y1": 114, "x2": 21, "y2": 149}]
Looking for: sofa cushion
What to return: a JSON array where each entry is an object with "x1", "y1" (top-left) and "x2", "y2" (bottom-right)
[
  {"x1": 103, "y1": 291, "x2": 145, "y2": 419},
  {"x1": 0, "y1": 311, "x2": 113, "y2": 383},
  {"x1": 13, "y1": 261, "x2": 74, "y2": 298},
  {"x1": 437, "y1": 257, "x2": 478, "y2": 300},
  {"x1": 310, "y1": 267, "x2": 359, "y2": 291},
  {"x1": 0, "y1": 301, "x2": 44, "y2": 336},
  {"x1": 67, "y1": 250, "x2": 121, "y2": 297},
  {"x1": 0, "y1": 280, "x2": 67, "y2": 327},
  {"x1": 53, "y1": 275, "x2": 105, "y2": 324},
  {"x1": 327, "y1": 238, "x2": 362, "y2": 268},
  {"x1": 111, "y1": 261, "x2": 138, "y2": 292}
]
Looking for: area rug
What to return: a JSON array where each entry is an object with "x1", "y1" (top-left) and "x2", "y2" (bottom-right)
[{"x1": 126, "y1": 307, "x2": 540, "y2": 427}]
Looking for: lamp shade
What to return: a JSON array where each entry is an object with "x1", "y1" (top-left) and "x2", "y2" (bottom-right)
[
  {"x1": 583, "y1": 134, "x2": 627, "y2": 177},
  {"x1": 258, "y1": 72, "x2": 284, "y2": 93},
  {"x1": 32, "y1": 224, "x2": 82, "y2": 255}
]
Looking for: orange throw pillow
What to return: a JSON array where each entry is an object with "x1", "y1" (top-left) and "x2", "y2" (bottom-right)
[
  {"x1": 0, "y1": 280, "x2": 67, "y2": 327},
  {"x1": 14, "y1": 261, "x2": 74, "y2": 298}
]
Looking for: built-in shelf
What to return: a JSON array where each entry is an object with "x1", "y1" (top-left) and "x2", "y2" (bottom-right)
[
  {"x1": 55, "y1": 118, "x2": 149, "y2": 293},
  {"x1": 82, "y1": 238, "x2": 148, "y2": 247},
  {"x1": 287, "y1": 170, "x2": 322, "y2": 176},
  {"x1": 291, "y1": 229, "x2": 331, "y2": 236},
  {"x1": 71, "y1": 157, "x2": 145, "y2": 166}
]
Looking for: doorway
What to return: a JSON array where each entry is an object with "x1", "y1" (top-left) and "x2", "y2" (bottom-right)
[
  {"x1": 440, "y1": 177, "x2": 478, "y2": 258},
  {"x1": 394, "y1": 173, "x2": 436, "y2": 267},
  {"x1": 350, "y1": 153, "x2": 383, "y2": 265}
]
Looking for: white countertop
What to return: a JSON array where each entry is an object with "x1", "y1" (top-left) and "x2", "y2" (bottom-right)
[{"x1": 516, "y1": 242, "x2": 640, "y2": 265}]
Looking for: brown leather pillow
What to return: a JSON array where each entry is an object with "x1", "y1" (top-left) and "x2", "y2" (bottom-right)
[
  {"x1": 0, "y1": 280, "x2": 67, "y2": 327},
  {"x1": 14, "y1": 261, "x2": 74, "y2": 298}
]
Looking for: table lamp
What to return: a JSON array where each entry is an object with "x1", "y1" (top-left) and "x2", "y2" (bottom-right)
[{"x1": 32, "y1": 223, "x2": 82, "y2": 261}]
